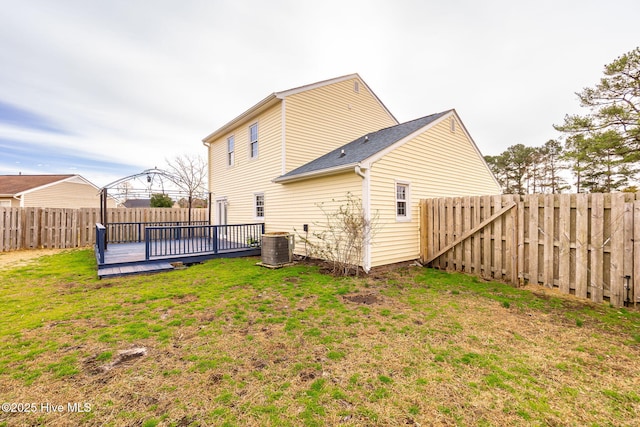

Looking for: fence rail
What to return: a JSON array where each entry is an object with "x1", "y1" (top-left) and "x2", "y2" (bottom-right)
[
  {"x1": 145, "y1": 223, "x2": 264, "y2": 259},
  {"x1": 0, "y1": 208, "x2": 208, "y2": 251},
  {"x1": 108, "y1": 221, "x2": 209, "y2": 243},
  {"x1": 420, "y1": 193, "x2": 640, "y2": 308}
]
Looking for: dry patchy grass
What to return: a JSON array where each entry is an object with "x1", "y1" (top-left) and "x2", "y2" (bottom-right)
[{"x1": 0, "y1": 250, "x2": 638, "y2": 426}]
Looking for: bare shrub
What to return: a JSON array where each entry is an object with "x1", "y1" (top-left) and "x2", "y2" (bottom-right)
[{"x1": 296, "y1": 193, "x2": 378, "y2": 276}]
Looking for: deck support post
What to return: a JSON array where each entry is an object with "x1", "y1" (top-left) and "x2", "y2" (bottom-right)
[{"x1": 145, "y1": 228, "x2": 151, "y2": 260}]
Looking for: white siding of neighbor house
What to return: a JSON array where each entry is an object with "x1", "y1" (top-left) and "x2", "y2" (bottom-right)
[
  {"x1": 368, "y1": 113, "x2": 501, "y2": 267},
  {"x1": 284, "y1": 77, "x2": 397, "y2": 173}
]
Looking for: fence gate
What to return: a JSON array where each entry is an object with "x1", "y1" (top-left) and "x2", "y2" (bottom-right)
[{"x1": 420, "y1": 193, "x2": 640, "y2": 308}]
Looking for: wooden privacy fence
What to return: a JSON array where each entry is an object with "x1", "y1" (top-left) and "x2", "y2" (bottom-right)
[
  {"x1": 420, "y1": 193, "x2": 640, "y2": 308},
  {"x1": 0, "y1": 208, "x2": 208, "y2": 252}
]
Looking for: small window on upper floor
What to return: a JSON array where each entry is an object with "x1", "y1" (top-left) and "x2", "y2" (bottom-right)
[
  {"x1": 354, "y1": 80, "x2": 359, "y2": 93},
  {"x1": 249, "y1": 123, "x2": 258, "y2": 159},
  {"x1": 227, "y1": 135, "x2": 235, "y2": 166},
  {"x1": 450, "y1": 117, "x2": 456, "y2": 133}
]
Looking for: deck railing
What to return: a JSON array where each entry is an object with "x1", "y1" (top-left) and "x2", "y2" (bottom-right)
[
  {"x1": 145, "y1": 223, "x2": 265, "y2": 259},
  {"x1": 107, "y1": 221, "x2": 209, "y2": 244},
  {"x1": 95, "y1": 223, "x2": 106, "y2": 264}
]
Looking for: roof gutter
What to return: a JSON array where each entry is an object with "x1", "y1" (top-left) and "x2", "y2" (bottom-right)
[{"x1": 273, "y1": 163, "x2": 358, "y2": 184}]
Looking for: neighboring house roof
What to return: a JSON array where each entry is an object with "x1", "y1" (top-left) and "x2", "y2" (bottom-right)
[
  {"x1": 0, "y1": 174, "x2": 78, "y2": 196},
  {"x1": 202, "y1": 73, "x2": 397, "y2": 144},
  {"x1": 274, "y1": 110, "x2": 451, "y2": 183},
  {"x1": 123, "y1": 198, "x2": 151, "y2": 208}
]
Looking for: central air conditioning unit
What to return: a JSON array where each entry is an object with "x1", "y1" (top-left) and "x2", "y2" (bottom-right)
[{"x1": 261, "y1": 232, "x2": 294, "y2": 267}]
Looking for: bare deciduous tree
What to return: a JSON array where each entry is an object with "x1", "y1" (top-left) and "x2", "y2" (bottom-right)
[{"x1": 165, "y1": 154, "x2": 208, "y2": 223}]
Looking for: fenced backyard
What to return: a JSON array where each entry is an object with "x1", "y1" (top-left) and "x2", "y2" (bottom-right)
[
  {"x1": 420, "y1": 192, "x2": 640, "y2": 308},
  {"x1": 0, "y1": 207, "x2": 209, "y2": 251}
]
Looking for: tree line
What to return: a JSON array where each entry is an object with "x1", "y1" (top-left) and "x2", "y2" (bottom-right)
[{"x1": 485, "y1": 47, "x2": 639, "y2": 194}]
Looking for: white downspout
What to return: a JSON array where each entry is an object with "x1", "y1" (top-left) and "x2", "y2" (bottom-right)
[{"x1": 355, "y1": 164, "x2": 371, "y2": 273}]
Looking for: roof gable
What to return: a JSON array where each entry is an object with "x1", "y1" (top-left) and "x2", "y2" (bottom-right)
[
  {"x1": 274, "y1": 111, "x2": 451, "y2": 183},
  {"x1": 0, "y1": 174, "x2": 76, "y2": 196},
  {"x1": 202, "y1": 74, "x2": 396, "y2": 143}
]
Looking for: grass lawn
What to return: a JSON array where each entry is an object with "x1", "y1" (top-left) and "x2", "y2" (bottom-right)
[{"x1": 0, "y1": 250, "x2": 639, "y2": 426}]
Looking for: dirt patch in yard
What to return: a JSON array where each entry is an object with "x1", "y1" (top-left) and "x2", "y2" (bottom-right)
[
  {"x1": 0, "y1": 249, "x2": 69, "y2": 270},
  {"x1": 342, "y1": 292, "x2": 382, "y2": 305}
]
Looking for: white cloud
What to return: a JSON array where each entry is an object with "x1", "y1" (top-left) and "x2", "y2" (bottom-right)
[{"x1": 1, "y1": 0, "x2": 639, "y2": 185}]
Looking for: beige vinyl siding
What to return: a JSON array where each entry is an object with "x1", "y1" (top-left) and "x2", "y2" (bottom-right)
[
  {"x1": 368, "y1": 116, "x2": 501, "y2": 267},
  {"x1": 268, "y1": 171, "x2": 362, "y2": 256},
  {"x1": 22, "y1": 181, "x2": 109, "y2": 208},
  {"x1": 0, "y1": 197, "x2": 18, "y2": 207},
  {"x1": 284, "y1": 77, "x2": 397, "y2": 172},
  {"x1": 209, "y1": 103, "x2": 283, "y2": 225}
]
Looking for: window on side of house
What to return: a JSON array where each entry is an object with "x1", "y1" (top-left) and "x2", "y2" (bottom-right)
[
  {"x1": 396, "y1": 182, "x2": 410, "y2": 220},
  {"x1": 249, "y1": 123, "x2": 258, "y2": 159},
  {"x1": 0, "y1": 200, "x2": 11, "y2": 207},
  {"x1": 227, "y1": 135, "x2": 235, "y2": 166},
  {"x1": 255, "y1": 193, "x2": 265, "y2": 219}
]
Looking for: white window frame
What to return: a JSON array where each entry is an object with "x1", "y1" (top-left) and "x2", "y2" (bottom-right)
[
  {"x1": 227, "y1": 135, "x2": 235, "y2": 167},
  {"x1": 249, "y1": 122, "x2": 258, "y2": 159},
  {"x1": 395, "y1": 181, "x2": 411, "y2": 221},
  {"x1": 0, "y1": 200, "x2": 11, "y2": 207},
  {"x1": 254, "y1": 192, "x2": 265, "y2": 220}
]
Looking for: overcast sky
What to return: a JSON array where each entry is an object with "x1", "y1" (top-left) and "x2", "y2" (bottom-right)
[{"x1": 1, "y1": 0, "x2": 638, "y2": 187}]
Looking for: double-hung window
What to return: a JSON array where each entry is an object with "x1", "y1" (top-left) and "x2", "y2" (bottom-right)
[
  {"x1": 249, "y1": 123, "x2": 258, "y2": 159},
  {"x1": 396, "y1": 182, "x2": 410, "y2": 220},
  {"x1": 255, "y1": 193, "x2": 265, "y2": 219},
  {"x1": 227, "y1": 136, "x2": 235, "y2": 166}
]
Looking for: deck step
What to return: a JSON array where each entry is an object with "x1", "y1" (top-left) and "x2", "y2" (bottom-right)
[{"x1": 98, "y1": 261, "x2": 174, "y2": 278}]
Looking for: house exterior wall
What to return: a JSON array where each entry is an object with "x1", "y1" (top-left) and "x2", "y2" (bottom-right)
[
  {"x1": 206, "y1": 77, "x2": 500, "y2": 270},
  {"x1": 21, "y1": 181, "x2": 111, "y2": 208},
  {"x1": 0, "y1": 197, "x2": 18, "y2": 207},
  {"x1": 208, "y1": 76, "x2": 395, "y2": 227},
  {"x1": 284, "y1": 77, "x2": 397, "y2": 172},
  {"x1": 208, "y1": 103, "x2": 283, "y2": 225},
  {"x1": 268, "y1": 171, "x2": 363, "y2": 257},
  {"x1": 368, "y1": 114, "x2": 501, "y2": 267}
]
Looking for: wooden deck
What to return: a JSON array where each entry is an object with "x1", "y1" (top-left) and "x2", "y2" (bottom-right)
[
  {"x1": 95, "y1": 222, "x2": 264, "y2": 278},
  {"x1": 97, "y1": 240, "x2": 261, "y2": 278}
]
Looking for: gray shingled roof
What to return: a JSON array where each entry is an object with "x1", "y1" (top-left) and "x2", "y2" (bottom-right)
[{"x1": 276, "y1": 110, "x2": 450, "y2": 182}]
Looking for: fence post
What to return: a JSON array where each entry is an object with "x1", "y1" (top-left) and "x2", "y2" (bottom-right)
[
  {"x1": 590, "y1": 193, "x2": 604, "y2": 302},
  {"x1": 145, "y1": 227, "x2": 151, "y2": 260},
  {"x1": 634, "y1": 200, "x2": 640, "y2": 307},
  {"x1": 610, "y1": 194, "x2": 626, "y2": 307},
  {"x1": 213, "y1": 226, "x2": 218, "y2": 254}
]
